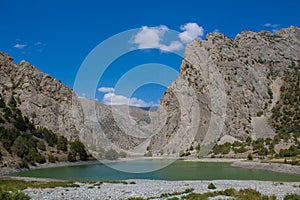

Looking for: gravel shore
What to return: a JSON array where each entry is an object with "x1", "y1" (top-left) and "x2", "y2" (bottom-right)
[
  {"x1": 23, "y1": 179, "x2": 300, "y2": 200},
  {"x1": 231, "y1": 161, "x2": 300, "y2": 175}
]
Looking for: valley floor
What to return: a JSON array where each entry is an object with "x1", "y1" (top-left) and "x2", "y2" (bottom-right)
[{"x1": 22, "y1": 179, "x2": 300, "y2": 200}]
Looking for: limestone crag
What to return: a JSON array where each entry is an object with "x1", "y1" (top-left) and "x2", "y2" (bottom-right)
[
  {"x1": 0, "y1": 52, "x2": 150, "y2": 158},
  {"x1": 149, "y1": 26, "x2": 300, "y2": 154}
]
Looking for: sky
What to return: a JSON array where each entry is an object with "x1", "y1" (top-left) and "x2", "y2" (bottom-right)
[{"x1": 1, "y1": 0, "x2": 299, "y2": 107}]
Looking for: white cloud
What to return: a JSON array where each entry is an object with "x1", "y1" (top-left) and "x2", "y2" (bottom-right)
[
  {"x1": 34, "y1": 41, "x2": 47, "y2": 46},
  {"x1": 160, "y1": 40, "x2": 183, "y2": 52},
  {"x1": 263, "y1": 23, "x2": 280, "y2": 28},
  {"x1": 78, "y1": 93, "x2": 87, "y2": 99},
  {"x1": 179, "y1": 22, "x2": 204, "y2": 43},
  {"x1": 132, "y1": 25, "x2": 169, "y2": 49},
  {"x1": 132, "y1": 22, "x2": 204, "y2": 52},
  {"x1": 14, "y1": 43, "x2": 27, "y2": 49},
  {"x1": 103, "y1": 92, "x2": 153, "y2": 107},
  {"x1": 262, "y1": 23, "x2": 281, "y2": 33},
  {"x1": 98, "y1": 87, "x2": 115, "y2": 93}
]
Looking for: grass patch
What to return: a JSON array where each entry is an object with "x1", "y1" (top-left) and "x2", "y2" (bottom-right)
[
  {"x1": 0, "y1": 188, "x2": 30, "y2": 200},
  {"x1": 159, "y1": 188, "x2": 194, "y2": 198},
  {"x1": 284, "y1": 194, "x2": 300, "y2": 200},
  {"x1": 182, "y1": 188, "x2": 276, "y2": 200},
  {"x1": 0, "y1": 177, "x2": 79, "y2": 192}
]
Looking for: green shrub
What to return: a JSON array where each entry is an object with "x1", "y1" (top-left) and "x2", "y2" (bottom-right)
[
  {"x1": 257, "y1": 111, "x2": 263, "y2": 117},
  {"x1": 213, "y1": 142, "x2": 231, "y2": 155},
  {"x1": 208, "y1": 183, "x2": 216, "y2": 189},
  {"x1": 48, "y1": 154, "x2": 56, "y2": 163},
  {"x1": 119, "y1": 151, "x2": 127, "y2": 158},
  {"x1": 104, "y1": 148, "x2": 119, "y2": 160},
  {"x1": 57, "y1": 135, "x2": 68, "y2": 151},
  {"x1": 11, "y1": 136, "x2": 35, "y2": 158},
  {"x1": 0, "y1": 189, "x2": 30, "y2": 200},
  {"x1": 37, "y1": 140, "x2": 46, "y2": 151},
  {"x1": 284, "y1": 193, "x2": 300, "y2": 200},
  {"x1": 0, "y1": 98, "x2": 5, "y2": 108},
  {"x1": 248, "y1": 153, "x2": 253, "y2": 160},
  {"x1": 70, "y1": 140, "x2": 88, "y2": 161},
  {"x1": 67, "y1": 152, "x2": 76, "y2": 162}
]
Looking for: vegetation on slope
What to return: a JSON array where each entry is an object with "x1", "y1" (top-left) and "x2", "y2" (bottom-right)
[
  {"x1": 0, "y1": 94, "x2": 90, "y2": 167},
  {"x1": 271, "y1": 60, "x2": 300, "y2": 142}
]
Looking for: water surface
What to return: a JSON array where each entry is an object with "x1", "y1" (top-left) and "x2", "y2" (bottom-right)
[{"x1": 13, "y1": 160, "x2": 300, "y2": 181}]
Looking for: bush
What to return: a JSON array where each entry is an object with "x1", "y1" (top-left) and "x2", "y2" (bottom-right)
[
  {"x1": 13, "y1": 115, "x2": 27, "y2": 131},
  {"x1": 67, "y1": 152, "x2": 76, "y2": 162},
  {"x1": 119, "y1": 151, "x2": 127, "y2": 158},
  {"x1": 0, "y1": 98, "x2": 5, "y2": 108},
  {"x1": 258, "y1": 147, "x2": 269, "y2": 156},
  {"x1": 42, "y1": 129, "x2": 57, "y2": 147},
  {"x1": 0, "y1": 189, "x2": 30, "y2": 200},
  {"x1": 0, "y1": 117, "x2": 5, "y2": 124},
  {"x1": 70, "y1": 140, "x2": 88, "y2": 161},
  {"x1": 256, "y1": 111, "x2": 263, "y2": 117},
  {"x1": 104, "y1": 148, "x2": 119, "y2": 160},
  {"x1": 48, "y1": 154, "x2": 56, "y2": 163},
  {"x1": 284, "y1": 194, "x2": 300, "y2": 200},
  {"x1": 213, "y1": 142, "x2": 231, "y2": 155},
  {"x1": 179, "y1": 150, "x2": 185, "y2": 157},
  {"x1": 35, "y1": 153, "x2": 46, "y2": 164},
  {"x1": 57, "y1": 135, "x2": 68, "y2": 151},
  {"x1": 37, "y1": 140, "x2": 46, "y2": 151},
  {"x1": 208, "y1": 183, "x2": 216, "y2": 189},
  {"x1": 247, "y1": 153, "x2": 253, "y2": 160},
  {"x1": 11, "y1": 136, "x2": 35, "y2": 158}
]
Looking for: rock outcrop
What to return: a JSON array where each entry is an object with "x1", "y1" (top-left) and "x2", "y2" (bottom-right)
[
  {"x1": 149, "y1": 26, "x2": 300, "y2": 154},
  {"x1": 0, "y1": 52, "x2": 153, "y2": 159}
]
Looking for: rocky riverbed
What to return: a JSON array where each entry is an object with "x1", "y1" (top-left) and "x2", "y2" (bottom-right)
[{"x1": 23, "y1": 179, "x2": 300, "y2": 200}]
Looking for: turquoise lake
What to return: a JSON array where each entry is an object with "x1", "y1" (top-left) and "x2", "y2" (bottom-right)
[{"x1": 12, "y1": 160, "x2": 300, "y2": 181}]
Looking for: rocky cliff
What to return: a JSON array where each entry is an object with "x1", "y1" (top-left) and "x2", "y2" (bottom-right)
[
  {"x1": 149, "y1": 26, "x2": 300, "y2": 155},
  {"x1": 0, "y1": 52, "x2": 152, "y2": 161}
]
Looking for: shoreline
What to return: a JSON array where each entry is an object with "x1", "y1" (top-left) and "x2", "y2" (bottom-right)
[{"x1": 231, "y1": 161, "x2": 300, "y2": 175}]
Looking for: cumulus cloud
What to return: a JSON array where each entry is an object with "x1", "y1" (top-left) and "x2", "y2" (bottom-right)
[
  {"x1": 98, "y1": 87, "x2": 115, "y2": 93},
  {"x1": 98, "y1": 87, "x2": 153, "y2": 107},
  {"x1": 179, "y1": 22, "x2": 204, "y2": 43},
  {"x1": 132, "y1": 25, "x2": 168, "y2": 49},
  {"x1": 102, "y1": 93, "x2": 154, "y2": 107},
  {"x1": 14, "y1": 43, "x2": 27, "y2": 49},
  {"x1": 132, "y1": 22, "x2": 204, "y2": 52},
  {"x1": 160, "y1": 40, "x2": 183, "y2": 52}
]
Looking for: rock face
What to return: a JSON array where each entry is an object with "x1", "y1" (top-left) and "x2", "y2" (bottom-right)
[
  {"x1": 0, "y1": 53, "x2": 152, "y2": 157},
  {"x1": 149, "y1": 26, "x2": 300, "y2": 154}
]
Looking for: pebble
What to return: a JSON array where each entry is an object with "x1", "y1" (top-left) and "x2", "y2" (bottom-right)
[{"x1": 23, "y1": 179, "x2": 300, "y2": 200}]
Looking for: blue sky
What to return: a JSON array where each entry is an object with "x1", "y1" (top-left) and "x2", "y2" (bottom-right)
[{"x1": 1, "y1": 0, "x2": 299, "y2": 107}]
